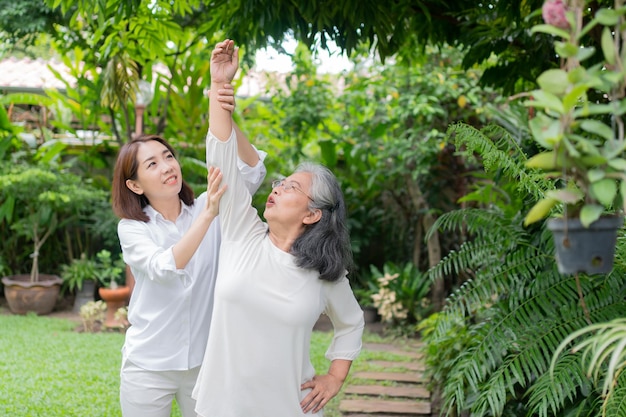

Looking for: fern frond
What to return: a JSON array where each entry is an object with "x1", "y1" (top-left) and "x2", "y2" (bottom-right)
[
  {"x1": 603, "y1": 372, "x2": 626, "y2": 417},
  {"x1": 431, "y1": 232, "x2": 549, "y2": 336},
  {"x1": 427, "y1": 207, "x2": 525, "y2": 243},
  {"x1": 447, "y1": 121, "x2": 549, "y2": 201},
  {"x1": 439, "y1": 272, "x2": 626, "y2": 416},
  {"x1": 526, "y1": 354, "x2": 591, "y2": 417}
]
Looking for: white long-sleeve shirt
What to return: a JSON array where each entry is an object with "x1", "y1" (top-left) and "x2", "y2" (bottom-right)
[
  {"x1": 193, "y1": 129, "x2": 364, "y2": 416},
  {"x1": 118, "y1": 153, "x2": 266, "y2": 371}
]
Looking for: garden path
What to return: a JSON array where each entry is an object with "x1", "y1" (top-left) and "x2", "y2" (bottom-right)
[
  {"x1": 339, "y1": 341, "x2": 432, "y2": 417},
  {"x1": 314, "y1": 316, "x2": 434, "y2": 417}
]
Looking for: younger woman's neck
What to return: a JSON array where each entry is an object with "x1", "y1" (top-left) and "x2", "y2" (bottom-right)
[{"x1": 151, "y1": 198, "x2": 182, "y2": 222}]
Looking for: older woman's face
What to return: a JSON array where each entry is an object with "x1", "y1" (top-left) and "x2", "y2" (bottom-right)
[{"x1": 264, "y1": 171, "x2": 316, "y2": 226}]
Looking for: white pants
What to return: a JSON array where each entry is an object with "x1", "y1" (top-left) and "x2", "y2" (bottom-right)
[{"x1": 120, "y1": 359, "x2": 200, "y2": 417}]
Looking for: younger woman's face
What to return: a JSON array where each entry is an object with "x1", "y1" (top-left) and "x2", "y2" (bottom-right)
[{"x1": 125, "y1": 140, "x2": 183, "y2": 201}]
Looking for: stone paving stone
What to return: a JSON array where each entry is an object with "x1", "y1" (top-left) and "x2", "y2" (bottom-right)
[
  {"x1": 344, "y1": 384, "x2": 430, "y2": 399},
  {"x1": 340, "y1": 399, "x2": 431, "y2": 415},
  {"x1": 343, "y1": 414, "x2": 423, "y2": 417},
  {"x1": 352, "y1": 371, "x2": 425, "y2": 384},
  {"x1": 362, "y1": 342, "x2": 423, "y2": 359},
  {"x1": 369, "y1": 360, "x2": 425, "y2": 372}
]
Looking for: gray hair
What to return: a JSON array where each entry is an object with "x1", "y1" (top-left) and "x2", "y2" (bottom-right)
[{"x1": 290, "y1": 162, "x2": 353, "y2": 281}]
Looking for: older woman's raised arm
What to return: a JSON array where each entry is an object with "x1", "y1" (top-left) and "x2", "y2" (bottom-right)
[{"x1": 209, "y1": 39, "x2": 238, "y2": 141}]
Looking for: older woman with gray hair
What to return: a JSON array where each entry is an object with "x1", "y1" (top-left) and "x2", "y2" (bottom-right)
[{"x1": 192, "y1": 39, "x2": 364, "y2": 417}]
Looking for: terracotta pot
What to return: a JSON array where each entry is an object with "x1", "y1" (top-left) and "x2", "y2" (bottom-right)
[
  {"x1": 1, "y1": 274, "x2": 63, "y2": 315},
  {"x1": 98, "y1": 286, "x2": 131, "y2": 328}
]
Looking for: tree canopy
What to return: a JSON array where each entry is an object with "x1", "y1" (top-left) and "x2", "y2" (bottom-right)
[{"x1": 0, "y1": 0, "x2": 592, "y2": 93}]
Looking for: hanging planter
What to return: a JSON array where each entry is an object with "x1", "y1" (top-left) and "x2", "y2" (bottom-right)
[
  {"x1": 523, "y1": 1, "x2": 626, "y2": 274},
  {"x1": 548, "y1": 216, "x2": 623, "y2": 274}
]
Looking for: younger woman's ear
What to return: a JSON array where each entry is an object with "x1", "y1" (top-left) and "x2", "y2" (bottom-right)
[{"x1": 125, "y1": 179, "x2": 144, "y2": 195}]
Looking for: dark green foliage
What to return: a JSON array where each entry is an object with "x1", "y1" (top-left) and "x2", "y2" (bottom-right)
[
  {"x1": 422, "y1": 106, "x2": 626, "y2": 416},
  {"x1": 0, "y1": 162, "x2": 112, "y2": 279},
  {"x1": 0, "y1": 0, "x2": 63, "y2": 49}
]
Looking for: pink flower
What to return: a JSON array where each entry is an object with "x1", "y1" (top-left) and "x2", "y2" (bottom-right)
[{"x1": 542, "y1": 0, "x2": 570, "y2": 29}]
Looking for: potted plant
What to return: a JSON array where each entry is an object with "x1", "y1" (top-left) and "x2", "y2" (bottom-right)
[
  {"x1": 79, "y1": 300, "x2": 107, "y2": 333},
  {"x1": 0, "y1": 164, "x2": 107, "y2": 314},
  {"x1": 523, "y1": 0, "x2": 626, "y2": 274},
  {"x1": 60, "y1": 253, "x2": 98, "y2": 313},
  {"x1": 94, "y1": 249, "x2": 130, "y2": 328},
  {"x1": 369, "y1": 261, "x2": 432, "y2": 328}
]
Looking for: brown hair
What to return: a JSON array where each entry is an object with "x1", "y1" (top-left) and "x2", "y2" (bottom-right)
[{"x1": 111, "y1": 135, "x2": 195, "y2": 221}]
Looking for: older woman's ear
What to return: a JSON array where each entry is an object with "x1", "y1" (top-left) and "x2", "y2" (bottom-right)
[{"x1": 302, "y1": 209, "x2": 322, "y2": 225}]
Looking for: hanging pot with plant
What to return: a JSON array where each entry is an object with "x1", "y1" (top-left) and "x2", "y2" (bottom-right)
[{"x1": 523, "y1": 0, "x2": 626, "y2": 274}]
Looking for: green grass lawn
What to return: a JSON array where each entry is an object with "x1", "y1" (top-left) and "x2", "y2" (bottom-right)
[
  {"x1": 0, "y1": 312, "x2": 125, "y2": 416},
  {"x1": 0, "y1": 311, "x2": 405, "y2": 417}
]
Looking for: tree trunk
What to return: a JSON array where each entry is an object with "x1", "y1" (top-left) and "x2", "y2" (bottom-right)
[{"x1": 404, "y1": 176, "x2": 445, "y2": 311}]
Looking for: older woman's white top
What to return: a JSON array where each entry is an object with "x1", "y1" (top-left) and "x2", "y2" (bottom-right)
[{"x1": 193, "y1": 129, "x2": 364, "y2": 417}]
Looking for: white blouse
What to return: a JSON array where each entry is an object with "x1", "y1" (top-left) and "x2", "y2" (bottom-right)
[{"x1": 118, "y1": 151, "x2": 267, "y2": 371}]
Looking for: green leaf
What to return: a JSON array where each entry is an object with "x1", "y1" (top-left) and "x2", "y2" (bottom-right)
[
  {"x1": 0, "y1": 93, "x2": 54, "y2": 107},
  {"x1": 601, "y1": 27, "x2": 616, "y2": 65},
  {"x1": 580, "y1": 204, "x2": 604, "y2": 227},
  {"x1": 578, "y1": 102, "x2": 616, "y2": 117},
  {"x1": 590, "y1": 178, "x2": 617, "y2": 207},
  {"x1": 569, "y1": 135, "x2": 597, "y2": 157},
  {"x1": 575, "y1": 46, "x2": 596, "y2": 62},
  {"x1": 537, "y1": 69, "x2": 570, "y2": 95},
  {"x1": 0, "y1": 195, "x2": 15, "y2": 223},
  {"x1": 524, "y1": 198, "x2": 558, "y2": 226},
  {"x1": 529, "y1": 90, "x2": 565, "y2": 114},
  {"x1": 596, "y1": 8, "x2": 620, "y2": 26},
  {"x1": 525, "y1": 151, "x2": 564, "y2": 170},
  {"x1": 529, "y1": 113, "x2": 562, "y2": 149},
  {"x1": 601, "y1": 70, "x2": 625, "y2": 86},
  {"x1": 579, "y1": 119, "x2": 614, "y2": 142},
  {"x1": 546, "y1": 189, "x2": 584, "y2": 204},
  {"x1": 562, "y1": 83, "x2": 589, "y2": 112},
  {"x1": 588, "y1": 168, "x2": 606, "y2": 183},
  {"x1": 604, "y1": 140, "x2": 626, "y2": 159},
  {"x1": 581, "y1": 155, "x2": 608, "y2": 167},
  {"x1": 318, "y1": 140, "x2": 338, "y2": 167},
  {"x1": 35, "y1": 140, "x2": 67, "y2": 164},
  {"x1": 531, "y1": 24, "x2": 570, "y2": 39},
  {"x1": 555, "y1": 41, "x2": 579, "y2": 59},
  {"x1": 608, "y1": 158, "x2": 626, "y2": 171}
]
